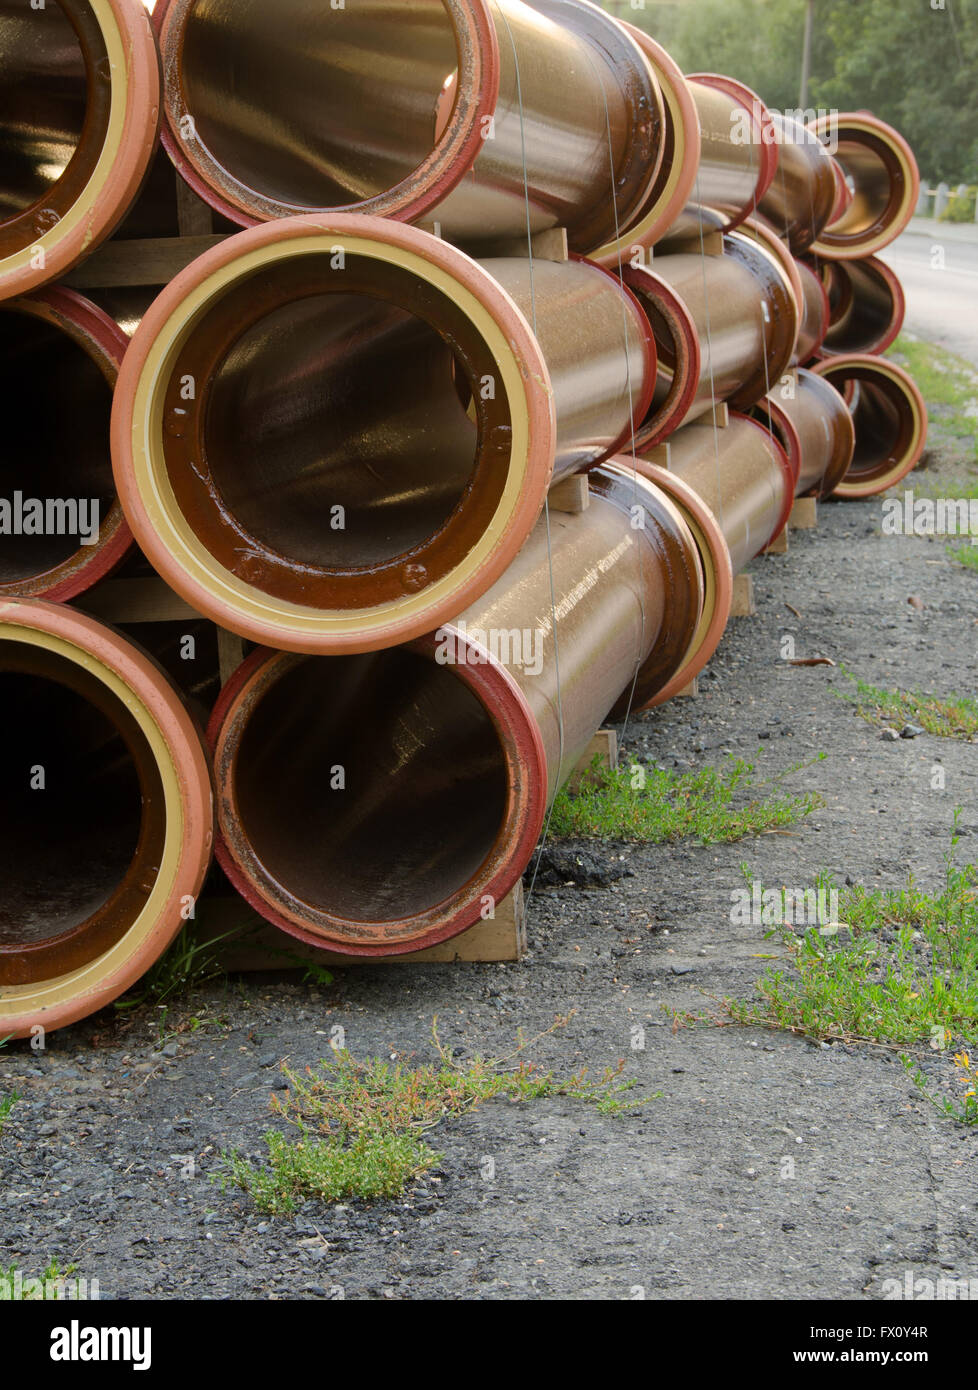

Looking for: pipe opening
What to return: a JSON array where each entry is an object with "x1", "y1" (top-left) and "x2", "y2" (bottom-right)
[
  {"x1": 823, "y1": 135, "x2": 904, "y2": 241},
  {"x1": 0, "y1": 0, "x2": 111, "y2": 248},
  {"x1": 176, "y1": 0, "x2": 461, "y2": 212},
  {"x1": 821, "y1": 259, "x2": 902, "y2": 355},
  {"x1": 0, "y1": 306, "x2": 114, "y2": 583},
  {"x1": 165, "y1": 252, "x2": 513, "y2": 606},
  {"x1": 228, "y1": 649, "x2": 509, "y2": 922},
  {"x1": 0, "y1": 641, "x2": 165, "y2": 977},
  {"x1": 829, "y1": 368, "x2": 914, "y2": 482}
]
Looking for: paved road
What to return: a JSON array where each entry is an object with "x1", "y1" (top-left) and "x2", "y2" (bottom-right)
[{"x1": 879, "y1": 224, "x2": 978, "y2": 366}]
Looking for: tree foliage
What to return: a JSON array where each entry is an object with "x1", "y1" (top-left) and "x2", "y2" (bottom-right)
[{"x1": 609, "y1": 0, "x2": 978, "y2": 181}]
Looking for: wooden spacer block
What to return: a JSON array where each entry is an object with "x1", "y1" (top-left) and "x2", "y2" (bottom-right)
[
  {"x1": 730, "y1": 572, "x2": 756, "y2": 617},
  {"x1": 175, "y1": 174, "x2": 215, "y2": 237},
  {"x1": 788, "y1": 497, "x2": 818, "y2": 529},
  {"x1": 75, "y1": 576, "x2": 202, "y2": 624},
  {"x1": 548, "y1": 474, "x2": 589, "y2": 513},
  {"x1": 706, "y1": 400, "x2": 730, "y2": 429},
  {"x1": 765, "y1": 526, "x2": 789, "y2": 554},
  {"x1": 486, "y1": 226, "x2": 570, "y2": 262},
  {"x1": 566, "y1": 728, "x2": 618, "y2": 793},
  {"x1": 198, "y1": 880, "x2": 527, "y2": 968},
  {"x1": 675, "y1": 677, "x2": 699, "y2": 697},
  {"x1": 63, "y1": 234, "x2": 228, "y2": 289},
  {"x1": 643, "y1": 441, "x2": 671, "y2": 469},
  {"x1": 700, "y1": 231, "x2": 725, "y2": 257},
  {"x1": 217, "y1": 629, "x2": 248, "y2": 685}
]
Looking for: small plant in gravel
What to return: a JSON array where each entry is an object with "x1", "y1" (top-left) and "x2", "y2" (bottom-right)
[
  {"x1": 218, "y1": 1016, "x2": 652, "y2": 1213},
  {"x1": 837, "y1": 669, "x2": 978, "y2": 740},
  {"x1": 0, "y1": 1089, "x2": 19, "y2": 1136},
  {"x1": 903, "y1": 1050, "x2": 978, "y2": 1127},
  {"x1": 0, "y1": 1260, "x2": 79, "y2": 1300},
  {"x1": 694, "y1": 815, "x2": 978, "y2": 1048},
  {"x1": 549, "y1": 754, "x2": 822, "y2": 844},
  {"x1": 947, "y1": 541, "x2": 978, "y2": 572}
]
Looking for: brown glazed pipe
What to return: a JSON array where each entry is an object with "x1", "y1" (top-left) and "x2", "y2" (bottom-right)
[
  {"x1": 0, "y1": 286, "x2": 134, "y2": 600},
  {"x1": 807, "y1": 113, "x2": 919, "y2": 260},
  {"x1": 0, "y1": 0, "x2": 160, "y2": 300},
  {"x1": 812, "y1": 353, "x2": 927, "y2": 498},
  {"x1": 111, "y1": 214, "x2": 654, "y2": 655},
  {"x1": 815, "y1": 255, "x2": 906, "y2": 357},
  {"x1": 756, "y1": 114, "x2": 838, "y2": 256},
  {"x1": 622, "y1": 228, "x2": 798, "y2": 448},
  {"x1": 590, "y1": 22, "x2": 701, "y2": 268},
  {"x1": 793, "y1": 255, "x2": 831, "y2": 364},
  {"x1": 0, "y1": 598, "x2": 214, "y2": 1038},
  {"x1": 648, "y1": 412, "x2": 794, "y2": 573},
  {"x1": 750, "y1": 367, "x2": 855, "y2": 500},
  {"x1": 207, "y1": 461, "x2": 703, "y2": 955},
  {"x1": 655, "y1": 74, "x2": 778, "y2": 247},
  {"x1": 153, "y1": 0, "x2": 663, "y2": 255}
]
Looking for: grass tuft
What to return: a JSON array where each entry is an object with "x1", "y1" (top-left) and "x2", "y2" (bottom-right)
[
  {"x1": 549, "y1": 755, "x2": 822, "y2": 844},
  {"x1": 218, "y1": 1017, "x2": 654, "y2": 1213},
  {"x1": 836, "y1": 669, "x2": 978, "y2": 740}
]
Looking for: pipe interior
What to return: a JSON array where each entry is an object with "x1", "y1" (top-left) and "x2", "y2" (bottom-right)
[
  {"x1": 0, "y1": 644, "x2": 143, "y2": 945},
  {"x1": 178, "y1": 0, "x2": 460, "y2": 209},
  {"x1": 824, "y1": 261, "x2": 896, "y2": 353},
  {"x1": 202, "y1": 269, "x2": 482, "y2": 569},
  {"x1": 0, "y1": 0, "x2": 90, "y2": 219},
  {"x1": 232, "y1": 649, "x2": 509, "y2": 922},
  {"x1": 0, "y1": 308, "x2": 114, "y2": 581},
  {"x1": 835, "y1": 371, "x2": 910, "y2": 476},
  {"x1": 825, "y1": 137, "x2": 898, "y2": 238}
]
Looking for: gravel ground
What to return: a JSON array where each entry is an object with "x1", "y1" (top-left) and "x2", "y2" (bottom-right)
[{"x1": 2, "y1": 435, "x2": 977, "y2": 1302}]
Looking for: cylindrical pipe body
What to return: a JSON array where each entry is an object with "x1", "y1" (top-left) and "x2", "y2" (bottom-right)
[
  {"x1": 0, "y1": 598, "x2": 214, "y2": 1038},
  {"x1": 208, "y1": 462, "x2": 702, "y2": 954},
  {"x1": 656, "y1": 74, "x2": 777, "y2": 245},
  {"x1": 812, "y1": 353, "x2": 927, "y2": 497},
  {"x1": 0, "y1": 0, "x2": 161, "y2": 300},
  {"x1": 623, "y1": 229, "x2": 797, "y2": 446},
  {"x1": 153, "y1": 0, "x2": 663, "y2": 254},
  {"x1": 756, "y1": 114, "x2": 837, "y2": 256},
  {"x1": 111, "y1": 214, "x2": 653, "y2": 654},
  {"x1": 793, "y1": 255, "x2": 831, "y2": 363},
  {"x1": 751, "y1": 367, "x2": 855, "y2": 499},
  {"x1": 652, "y1": 413, "x2": 792, "y2": 571},
  {"x1": 0, "y1": 287, "x2": 134, "y2": 599},
  {"x1": 590, "y1": 22, "x2": 700, "y2": 266}
]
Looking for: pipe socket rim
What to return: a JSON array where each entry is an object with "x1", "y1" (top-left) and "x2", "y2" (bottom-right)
[
  {"x1": 111, "y1": 214, "x2": 557, "y2": 653},
  {"x1": 0, "y1": 0, "x2": 161, "y2": 300},
  {"x1": 0, "y1": 599, "x2": 213, "y2": 1038}
]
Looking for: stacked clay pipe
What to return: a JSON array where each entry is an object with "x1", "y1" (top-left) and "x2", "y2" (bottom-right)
[{"x1": 0, "y1": 0, "x2": 927, "y2": 1035}]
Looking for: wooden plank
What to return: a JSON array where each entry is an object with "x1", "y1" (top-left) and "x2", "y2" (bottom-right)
[
  {"x1": 700, "y1": 231, "x2": 725, "y2": 256},
  {"x1": 486, "y1": 226, "x2": 570, "y2": 262},
  {"x1": 675, "y1": 676, "x2": 699, "y2": 697},
  {"x1": 62, "y1": 234, "x2": 228, "y2": 288},
  {"x1": 730, "y1": 572, "x2": 756, "y2": 617},
  {"x1": 197, "y1": 881, "x2": 526, "y2": 969},
  {"x1": 75, "y1": 576, "x2": 202, "y2": 624},
  {"x1": 788, "y1": 496, "x2": 818, "y2": 530},
  {"x1": 175, "y1": 176, "x2": 215, "y2": 237},
  {"x1": 217, "y1": 629, "x2": 247, "y2": 685},
  {"x1": 643, "y1": 441, "x2": 671, "y2": 469},
  {"x1": 566, "y1": 728, "x2": 618, "y2": 793},
  {"x1": 706, "y1": 400, "x2": 730, "y2": 429},
  {"x1": 765, "y1": 526, "x2": 789, "y2": 554},
  {"x1": 547, "y1": 474, "x2": 589, "y2": 514}
]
